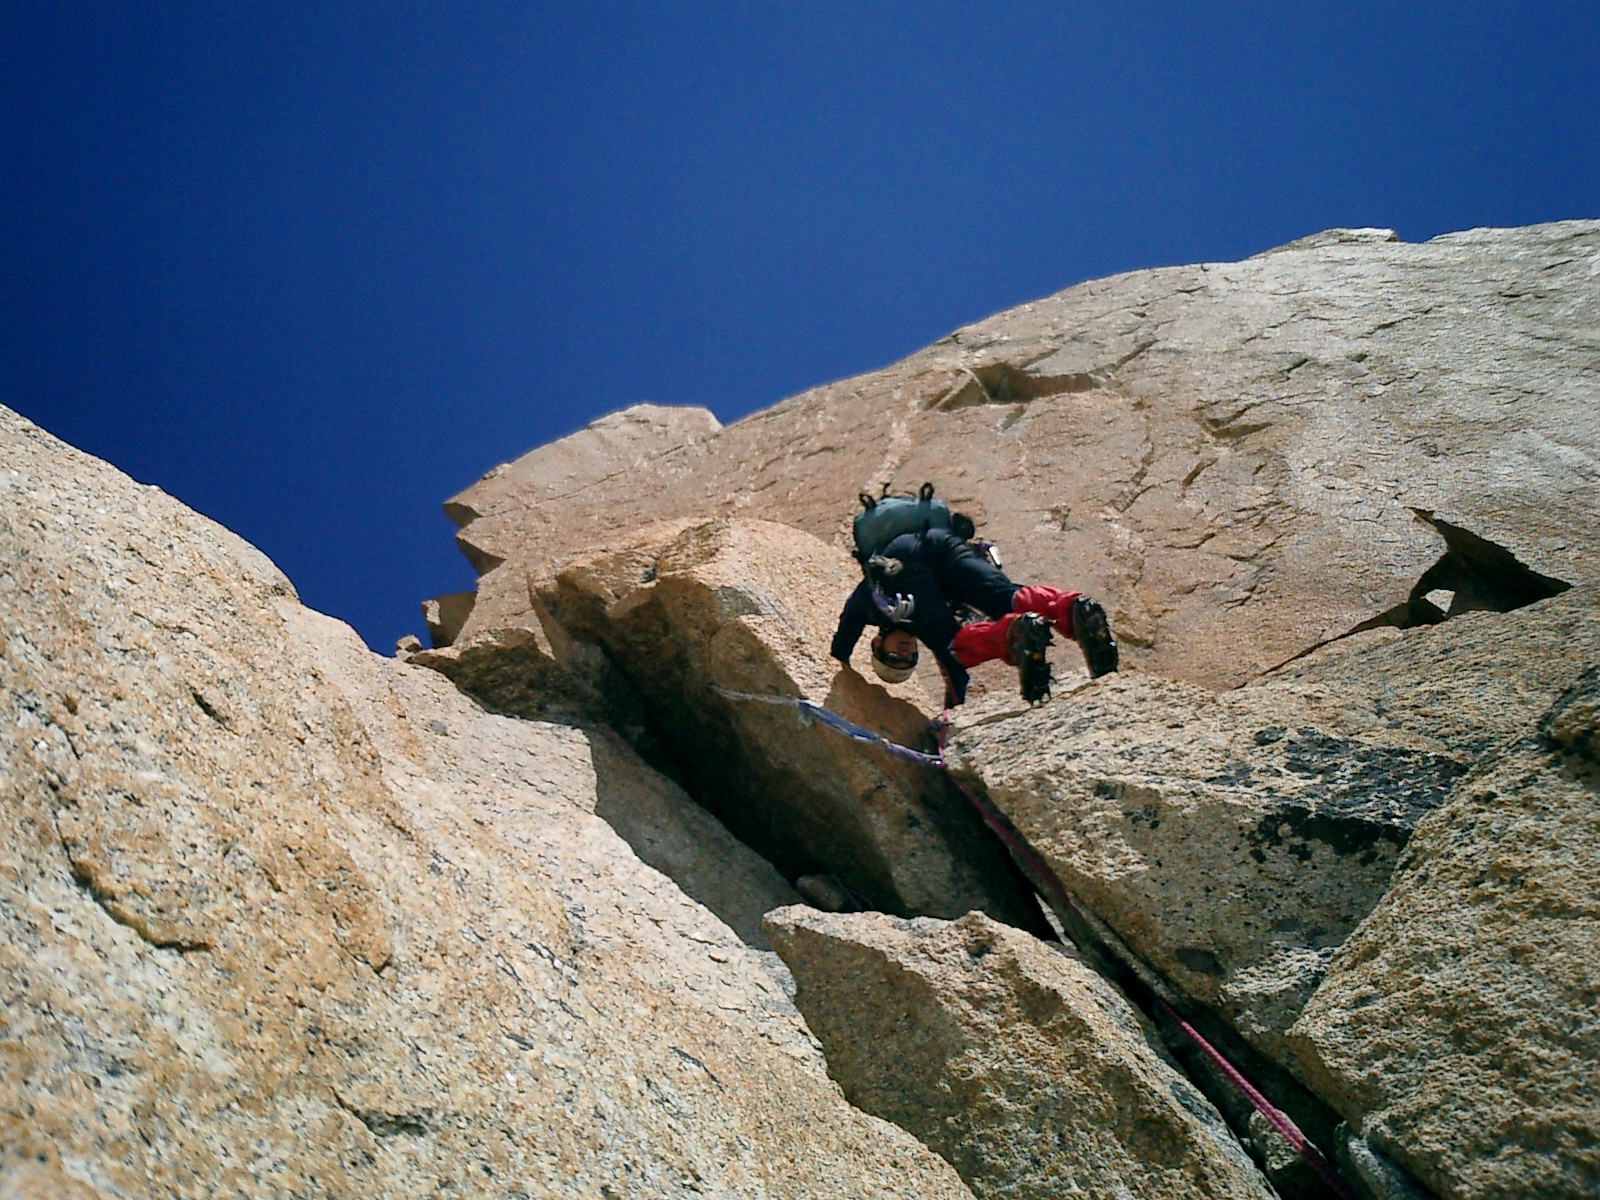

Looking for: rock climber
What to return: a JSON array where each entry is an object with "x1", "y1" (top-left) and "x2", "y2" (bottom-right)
[{"x1": 830, "y1": 520, "x2": 1118, "y2": 707}]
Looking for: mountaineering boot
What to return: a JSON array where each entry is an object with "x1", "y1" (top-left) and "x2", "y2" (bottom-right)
[
  {"x1": 1070, "y1": 596, "x2": 1119, "y2": 678},
  {"x1": 1007, "y1": 612, "x2": 1054, "y2": 704}
]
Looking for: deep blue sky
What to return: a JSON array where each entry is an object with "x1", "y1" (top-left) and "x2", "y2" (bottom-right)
[{"x1": 4, "y1": 4, "x2": 1597, "y2": 650}]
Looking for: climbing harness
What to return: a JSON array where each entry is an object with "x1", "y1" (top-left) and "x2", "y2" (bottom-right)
[{"x1": 715, "y1": 683, "x2": 1359, "y2": 1200}]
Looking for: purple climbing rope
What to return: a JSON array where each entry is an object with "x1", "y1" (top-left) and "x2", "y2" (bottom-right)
[
  {"x1": 711, "y1": 686, "x2": 945, "y2": 768},
  {"x1": 1151, "y1": 997, "x2": 1357, "y2": 1200}
]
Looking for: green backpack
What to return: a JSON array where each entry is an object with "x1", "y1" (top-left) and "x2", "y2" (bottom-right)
[{"x1": 853, "y1": 482, "x2": 951, "y2": 563}]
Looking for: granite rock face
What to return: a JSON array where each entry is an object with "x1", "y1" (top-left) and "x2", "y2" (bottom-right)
[
  {"x1": 944, "y1": 589, "x2": 1600, "y2": 1075},
  {"x1": 437, "y1": 221, "x2": 1600, "y2": 690},
  {"x1": 764, "y1": 907, "x2": 1276, "y2": 1200},
  {"x1": 1288, "y1": 669, "x2": 1600, "y2": 1200},
  {"x1": 12, "y1": 220, "x2": 1600, "y2": 1200},
  {"x1": 0, "y1": 405, "x2": 971, "y2": 1199}
]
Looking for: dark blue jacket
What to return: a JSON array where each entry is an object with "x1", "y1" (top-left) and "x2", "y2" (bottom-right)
[{"x1": 830, "y1": 529, "x2": 1019, "y2": 703}]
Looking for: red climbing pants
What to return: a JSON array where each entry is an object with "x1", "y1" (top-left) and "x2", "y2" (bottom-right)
[{"x1": 950, "y1": 586, "x2": 1081, "y2": 668}]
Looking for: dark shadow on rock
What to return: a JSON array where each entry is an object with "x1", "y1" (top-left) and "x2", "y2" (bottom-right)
[
  {"x1": 1272, "y1": 512, "x2": 1573, "y2": 673},
  {"x1": 1362, "y1": 510, "x2": 1573, "y2": 628},
  {"x1": 422, "y1": 590, "x2": 477, "y2": 648},
  {"x1": 587, "y1": 726, "x2": 800, "y2": 950},
  {"x1": 823, "y1": 668, "x2": 1058, "y2": 942}
]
